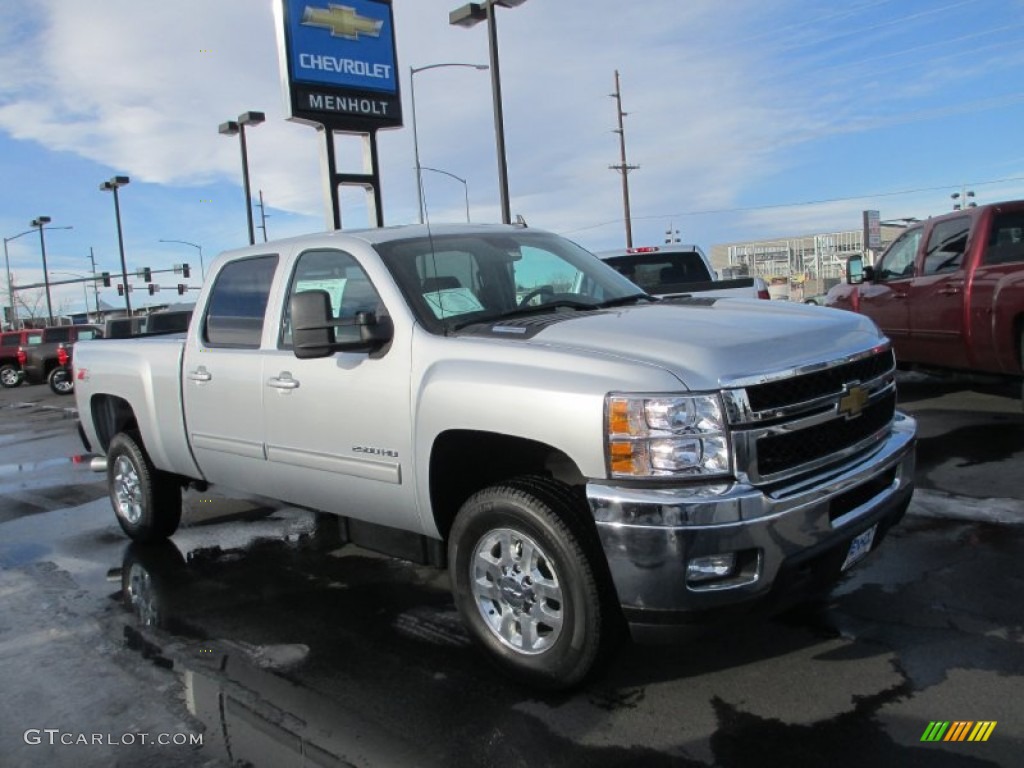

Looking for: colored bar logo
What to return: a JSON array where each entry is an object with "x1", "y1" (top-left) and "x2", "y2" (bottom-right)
[{"x1": 921, "y1": 721, "x2": 997, "y2": 742}]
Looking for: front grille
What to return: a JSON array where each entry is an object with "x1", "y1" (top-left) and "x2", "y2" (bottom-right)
[
  {"x1": 746, "y1": 349, "x2": 895, "y2": 412},
  {"x1": 756, "y1": 390, "x2": 896, "y2": 477}
]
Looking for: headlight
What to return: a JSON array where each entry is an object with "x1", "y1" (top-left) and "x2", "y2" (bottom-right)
[{"x1": 606, "y1": 394, "x2": 731, "y2": 478}]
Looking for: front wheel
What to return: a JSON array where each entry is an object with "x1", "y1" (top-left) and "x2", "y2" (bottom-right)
[
  {"x1": 107, "y1": 432, "x2": 182, "y2": 543},
  {"x1": 48, "y1": 366, "x2": 73, "y2": 395},
  {"x1": 448, "y1": 476, "x2": 620, "y2": 690},
  {"x1": 0, "y1": 364, "x2": 21, "y2": 388}
]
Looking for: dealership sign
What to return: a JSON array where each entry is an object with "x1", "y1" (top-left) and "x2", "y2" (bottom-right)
[{"x1": 275, "y1": 0, "x2": 402, "y2": 129}]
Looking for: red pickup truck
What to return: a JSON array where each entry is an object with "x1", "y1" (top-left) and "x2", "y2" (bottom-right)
[{"x1": 827, "y1": 200, "x2": 1024, "y2": 395}]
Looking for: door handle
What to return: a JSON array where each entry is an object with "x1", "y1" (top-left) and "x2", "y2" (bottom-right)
[
  {"x1": 187, "y1": 367, "x2": 212, "y2": 382},
  {"x1": 892, "y1": 293, "x2": 907, "y2": 300},
  {"x1": 938, "y1": 286, "x2": 962, "y2": 295},
  {"x1": 267, "y1": 373, "x2": 300, "y2": 390}
]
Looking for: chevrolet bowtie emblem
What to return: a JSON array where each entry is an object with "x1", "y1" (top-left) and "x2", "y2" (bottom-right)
[
  {"x1": 302, "y1": 4, "x2": 383, "y2": 40},
  {"x1": 838, "y1": 384, "x2": 869, "y2": 419}
]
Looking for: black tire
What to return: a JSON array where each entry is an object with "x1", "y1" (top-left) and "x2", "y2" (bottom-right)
[
  {"x1": 48, "y1": 366, "x2": 73, "y2": 395},
  {"x1": 107, "y1": 432, "x2": 182, "y2": 543},
  {"x1": 448, "y1": 476, "x2": 620, "y2": 690},
  {"x1": 0, "y1": 364, "x2": 21, "y2": 388}
]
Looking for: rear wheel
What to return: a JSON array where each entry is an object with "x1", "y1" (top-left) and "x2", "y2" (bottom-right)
[
  {"x1": 107, "y1": 432, "x2": 182, "y2": 543},
  {"x1": 48, "y1": 366, "x2": 73, "y2": 395},
  {"x1": 448, "y1": 476, "x2": 620, "y2": 690},
  {"x1": 0, "y1": 364, "x2": 21, "y2": 388}
]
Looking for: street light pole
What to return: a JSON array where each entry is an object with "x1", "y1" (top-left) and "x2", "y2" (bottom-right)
[
  {"x1": 3, "y1": 228, "x2": 34, "y2": 330},
  {"x1": 159, "y1": 239, "x2": 204, "y2": 280},
  {"x1": 219, "y1": 111, "x2": 265, "y2": 245},
  {"x1": 450, "y1": 0, "x2": 527, "y2": 225},
  {"x1": 421, "y1": 167, "x2": 471, "y2": 222},
  {"x1": 30, "y1": 217, "x2": 55, "y2": 325},
  {"x1": 100, "y1": 176, "x2": 132, "y2": 316},
  {"x1": 410, "y1": 63, "x2": 488, "y2": 224}
]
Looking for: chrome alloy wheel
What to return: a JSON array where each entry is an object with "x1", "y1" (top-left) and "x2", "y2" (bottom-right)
[
  {"x1": 471, "y1": 528, "x2": 564, "y2": 654},
  {"x1": 113, "y1": 456, "x2": 143, "y2": 524}
]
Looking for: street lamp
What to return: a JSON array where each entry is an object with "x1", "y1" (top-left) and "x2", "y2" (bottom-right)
[
  {"x1": 30, "y1": 217, "x2": 56, "y2": 325},
  {"x1": 3, "y1": 228, "x2": 34, "y2": 330},
  {"x1": 410, "y1": 63, "x2": 488, "y2": 223},
  {"x1": 219, "y1": 111, "x2": 265, "y2": 245},
  {"x1": 159, "y1": 239, "x2": 204, "y2": 280},
  {"x1": 449, "y1": 0, "x2": 528, "y2": 225},
  {"x1": 421, "y1": 167, "x2": 472, "y2": 222},
  {"x1": 100, "y1": 175, "x2": 132, "y2": 316}
]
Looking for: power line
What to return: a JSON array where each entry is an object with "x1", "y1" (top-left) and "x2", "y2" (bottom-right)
[{"x1": 557, "y1": 174, "x2": 1024, "y2": 236}]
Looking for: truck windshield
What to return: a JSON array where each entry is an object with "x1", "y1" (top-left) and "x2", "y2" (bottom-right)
[{"x1": 374, "y1": 231, "x2": 645, "y2": 334}]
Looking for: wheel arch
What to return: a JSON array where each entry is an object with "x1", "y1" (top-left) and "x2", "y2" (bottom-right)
[
  {"x1": 89, "y1": 394, "x2": 140, "y2": 453},
  {"x1": 428, "y1": 430, "x2": 588, "y2": 543}
]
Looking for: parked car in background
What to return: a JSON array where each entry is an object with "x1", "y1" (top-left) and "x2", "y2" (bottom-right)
[
  {"x1": 826, "y1": 200, "x2": 1024, "y2": 400},
  {"x1": 0, "y1": 328, "x2": 42, "y2": 388},
  {"x1": 596, "y1": 245, "x2": 771, "y2": 300},
  {"x1": 18, "y1": 324, "x2": 103, "y2": 388}
]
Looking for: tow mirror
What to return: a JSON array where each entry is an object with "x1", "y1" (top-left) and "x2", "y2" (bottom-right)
[
  {"x1": 291, "y1": 291, "x2": 394, "y2": 359},
  {"x1": 291, "y1": 290, "x2": 334, "y2": 359},
  {"x1": 847, "y1": 255, "x2": 865, "y2": 285}
]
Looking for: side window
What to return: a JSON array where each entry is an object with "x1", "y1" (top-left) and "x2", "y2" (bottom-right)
[
  {"x1": 203, "y1": 255, "x2": 278, "y2": 348},
  {"x1": 75, "y1": 329, "x2": 100, "y2": 341},
  {"x1": 875, "y1": 228, "x2": 922, "y2": 280},
  {"x1": 922, "y1": 217, "x2": 970, "y2": 275},
  {"x1": 280, "y1": 249, "x2": 384, "y2": 348},
  {"x1": 984, "y1": 212, "x2": 1024, "y2": 265}
]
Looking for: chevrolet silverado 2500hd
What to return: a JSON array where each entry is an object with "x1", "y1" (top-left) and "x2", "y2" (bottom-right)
[
  {"x1": 597, "y1": 244, "x2": 771, "y2": 299},
  {"x1": 827, "y1": 200, "x2": 1024, "y2": 398},
  {"x1": 74, "y1": 224, "x2": 916, "y2": 688}
]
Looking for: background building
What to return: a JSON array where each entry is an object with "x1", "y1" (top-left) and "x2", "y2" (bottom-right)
[{"x1": 710, "y1": 221, "x2": 908, "y2": 300}]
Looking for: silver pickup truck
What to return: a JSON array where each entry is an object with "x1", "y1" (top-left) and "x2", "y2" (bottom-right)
[{"x1": 74, "y1": 223, "x2": 915, "y2": 689}]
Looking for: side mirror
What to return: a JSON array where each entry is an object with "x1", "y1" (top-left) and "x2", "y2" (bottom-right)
[
  {"x1": 291, "y1": 291, "x2": 394, "y2": 359},
  {"x1": 291, "y1": 290, "x2": 334, "y2": 359},
  {"x1": 847, "y1": 255, "x2": 865, "y2": 285}
]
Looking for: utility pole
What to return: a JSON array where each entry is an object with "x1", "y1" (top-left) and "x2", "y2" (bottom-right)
[
  {"x1": 609, "y1": 70, "x2": 639, "y2": 249},
  {"x1": 87, "y1": 247, "x2": 100, "y2": 314},
  {"x1": 256, "y1": 189, "x2": 270, "y2": 243}
]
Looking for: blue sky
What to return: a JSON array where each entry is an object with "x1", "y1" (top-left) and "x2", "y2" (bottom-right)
[{"x1": 2, "y1": 0, "x2": 1023, "y2": 318}]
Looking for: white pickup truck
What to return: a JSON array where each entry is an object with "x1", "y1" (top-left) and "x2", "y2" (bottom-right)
[
  {"x1": 596, "y1": 244, "x2": 771, "y2": 300},
  {"x1": 74, "y1": 223, "x2": 915, "y2": 689}
]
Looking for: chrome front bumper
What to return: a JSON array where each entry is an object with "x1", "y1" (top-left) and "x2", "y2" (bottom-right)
[{"x1": 587, "y1": 413, "x2": 916, "y2": 635}]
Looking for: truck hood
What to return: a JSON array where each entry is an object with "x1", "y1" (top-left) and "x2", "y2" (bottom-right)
[{"x1": 507, "y1": 299, "x2": 885, "y2": 391}]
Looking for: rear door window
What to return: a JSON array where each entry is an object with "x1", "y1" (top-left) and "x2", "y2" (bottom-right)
[
  {"x1": 203, "y1": 255, "x2": 278, "y2": 348},
  {"x1": 984, "y1": 211, "x2": 1024, "y2": 265}
]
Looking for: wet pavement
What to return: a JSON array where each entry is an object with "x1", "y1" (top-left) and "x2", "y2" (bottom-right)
[{"x1": 0, "y1": 378, "x2": 1021, "y2": 767}]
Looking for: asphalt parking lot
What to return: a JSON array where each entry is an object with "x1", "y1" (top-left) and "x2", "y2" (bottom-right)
[{"x1": 0, "y1": 374, "x2": 1021, "y2": 767}]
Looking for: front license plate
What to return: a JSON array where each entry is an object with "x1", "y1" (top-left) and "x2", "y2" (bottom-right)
[{"x1": 841, "y1": 524, "x2": 878, "y2": 571}]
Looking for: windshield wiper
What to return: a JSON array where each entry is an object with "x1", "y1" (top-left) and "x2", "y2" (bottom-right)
[
  {"x1": 448, "y1": 299, "x2": 596, "y2": 332},
  {"x1": 593, "y1": 293, "x2": 652, "y2": 308}
]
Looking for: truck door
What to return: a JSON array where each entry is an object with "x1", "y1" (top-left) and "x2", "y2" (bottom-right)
[
  {"x1": 859, "y1": 226, "x2": 921, "y2": 361},
  {"x1": 181, "y1": 254, "x2": 279, "y2": 496},
  {"x1": 906, "y1": 215, "x2": 971, "y2": 369},
  {"x1": 261, "y1": 248, "x2": 418, "y2": 532}
]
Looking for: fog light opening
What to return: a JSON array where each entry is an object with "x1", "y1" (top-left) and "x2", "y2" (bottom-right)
[{"x1": 686, "y1": 553, "x2": 737, "y2": 585}]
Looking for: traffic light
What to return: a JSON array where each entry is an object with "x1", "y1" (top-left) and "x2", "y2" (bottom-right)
[
  {"x1": 101, "y1": 271, "x2": 111, "y2": 287},
  {"x1": 182, "y1": 264, "x2": 191, "y2": 278},
  {"x1": 117, "y1": 284, "x2": 124, "y2": 296},
  {"x1": 177, "y1": 284, "x2": 187, "y2": 295},
  {"x1": 142, "y1": 267, "x2": 152, "y2": 282},
  {"x1": 148, "y1": 283, "x2": 159, "y2": 295}
]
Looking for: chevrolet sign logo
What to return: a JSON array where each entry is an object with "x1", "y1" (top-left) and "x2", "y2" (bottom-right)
[
  {"x1": 302, "y1": 4, "x2": 383, "y2": 40},
  {"x1": 838, "y1": 384, "x2": 869, "y2": 419}
]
